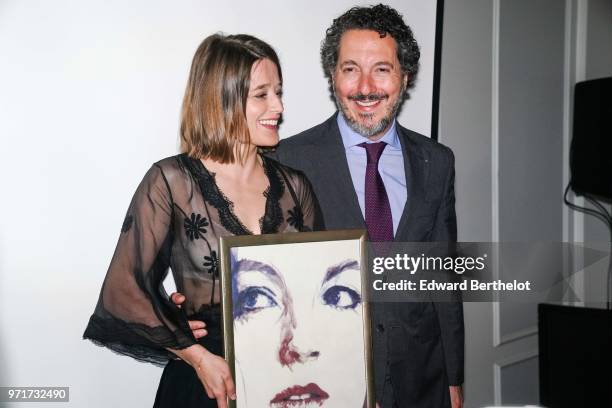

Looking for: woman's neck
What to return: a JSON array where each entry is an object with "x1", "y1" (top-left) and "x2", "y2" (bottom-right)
[{"x1": 201, "y1": 146, "x2": 262, "y2": 184}]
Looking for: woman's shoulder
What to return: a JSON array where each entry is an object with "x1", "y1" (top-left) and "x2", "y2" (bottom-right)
[
  {"x1": 151, "y1": 153, "x2": 199, "y2": 179},
  {"x1": 141, "y1": 154, "x2": 197, "y2": 192},
  {"x1": 152, "y1": 154, "x2": 185, "y2": 172}
]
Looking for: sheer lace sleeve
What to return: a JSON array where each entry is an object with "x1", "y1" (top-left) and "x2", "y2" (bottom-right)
[
  {"x1": 272, "y1": 159, "x2": 325, "y2": 232},
  {"x1": 83, "y1": 164, "x2": 195, "y2": 366},
  {"x1": 294, "y1": 171, "x2": 325, "y2": 231}
]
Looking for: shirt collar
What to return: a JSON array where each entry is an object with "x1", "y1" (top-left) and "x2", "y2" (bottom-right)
[{"x1": 337, "y1": 112, "x2": 401, "y2": 150}]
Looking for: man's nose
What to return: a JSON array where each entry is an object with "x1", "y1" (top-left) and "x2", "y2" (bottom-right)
[{"x1": 358, "y1": 73, "x2": 375, "y2": 95}]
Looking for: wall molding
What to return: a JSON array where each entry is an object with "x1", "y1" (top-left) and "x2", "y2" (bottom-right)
[
  {"x1": 490, "y1": 0, "x2": 501, "y2": 350},
  {"x1": 491, "y1": 0, "x2": 579, "y2": 345},
  {"x1": 491, "y1": 0, "x2": 500, "y2": 245},
  {"x1": 570, "y1": 0, "x2": 589, "y2": 306},
  {"x1": 493, "y1": 350, "x2": 539, "y2": 405}
]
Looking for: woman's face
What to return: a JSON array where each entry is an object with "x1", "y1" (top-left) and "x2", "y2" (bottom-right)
[
  {"x1": 245, "y1": 58, "x2": 283, "y2": 148},
  {"x1": 231, "y1": 240, "x2": 366, "y2": 408}
]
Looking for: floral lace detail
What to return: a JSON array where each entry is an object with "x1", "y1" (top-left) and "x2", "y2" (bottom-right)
[
  {"x1": 183, "y1": 213, "x2": 209, "y2": 240},
  {"x1": 203, "y1": 250, "x2": 219, "y2": 277},
  {"x1": 260, "y1": 157, "x2": 284, "y2": 233},
  {"x1": 178, "y1": 154, "x2": 284, "y2": 235},
  {"x1": 179, "y1": 154, "x2": 247, "y2": 235},
  {"x1": 287, "y1": 205, "x2": 311, "y2": 232}
]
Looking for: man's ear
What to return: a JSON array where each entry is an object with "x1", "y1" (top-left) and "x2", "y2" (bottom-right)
[
  {"x1": 330, "y1": 73, "x2": 337, "y2": 93},
  {"x1": 403, "y1": 73, "x2": 409, "y2": 88}
]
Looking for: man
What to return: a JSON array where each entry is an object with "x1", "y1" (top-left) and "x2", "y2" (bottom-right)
[
  {"x1": 179, "y1": 4, "x2": 464, "y2": 407},
  {"x1": 274, "y1": 5, "x2": 463, "y2": 408}
]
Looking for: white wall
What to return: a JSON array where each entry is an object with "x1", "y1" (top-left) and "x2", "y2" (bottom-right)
[{"x1": 0, "y1": 1, "x2": 439, "y2": 407}]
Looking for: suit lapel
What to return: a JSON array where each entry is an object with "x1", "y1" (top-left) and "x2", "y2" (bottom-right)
[{"x1": 395, "y1": 126, "x2": 431, "y2": 241}]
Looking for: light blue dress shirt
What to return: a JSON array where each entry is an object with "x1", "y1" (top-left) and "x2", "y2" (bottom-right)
[{"x1": 337, "y1": 113, "x2": 408, "y2": 235}]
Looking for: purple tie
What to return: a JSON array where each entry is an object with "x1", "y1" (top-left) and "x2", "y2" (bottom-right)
[{"x1": 359, "y1": 142, "x2": 393, "y2": 242}]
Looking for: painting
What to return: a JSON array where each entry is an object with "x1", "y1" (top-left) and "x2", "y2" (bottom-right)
[{"x1": 219, "y1": 230, "x2": 373, "y2": 408}]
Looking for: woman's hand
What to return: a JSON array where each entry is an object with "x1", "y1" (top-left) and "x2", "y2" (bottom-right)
[
  {"x1": 170, "y1": 292, "x2": 208, "y2": 339},
  {"x1": 194, "y1": 349, "x2": 237, "y2": 407},
  {"x1": 169, "y1": 344, "x2": 236, "y2": 408}
]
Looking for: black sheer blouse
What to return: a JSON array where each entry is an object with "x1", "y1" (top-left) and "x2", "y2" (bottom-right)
[{"x1": 83, "y1": 154, "x2": 322, "y2": 365}]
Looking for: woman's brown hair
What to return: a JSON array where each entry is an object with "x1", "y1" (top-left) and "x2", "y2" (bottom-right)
[{"x1": 180, "y1": 33, "x2": 282, "y2": 163}]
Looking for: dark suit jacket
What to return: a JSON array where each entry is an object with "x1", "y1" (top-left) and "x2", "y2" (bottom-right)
[{"x1": 273, "y1": 113, "x2": 464, "y2": 408}]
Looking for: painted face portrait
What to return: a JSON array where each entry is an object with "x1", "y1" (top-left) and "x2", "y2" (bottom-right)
[{"x1": 230, "y1": 240, "x2": 366, "y2": 407}]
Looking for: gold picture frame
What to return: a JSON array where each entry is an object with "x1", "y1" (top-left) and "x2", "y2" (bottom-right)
[{"x1": 219, "y1": 229, "x2": 374, "y2": 408}]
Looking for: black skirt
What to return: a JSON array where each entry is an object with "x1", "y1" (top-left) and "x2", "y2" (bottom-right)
[{"x1": 153, "y1": 305, "x2": 224, "y2": 408}]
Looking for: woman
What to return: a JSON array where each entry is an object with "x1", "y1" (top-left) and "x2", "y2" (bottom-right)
[
  {"x1": 230, "y1": 240, "x2": 367, "y2": 407},
  {"x1": 83, "y1": 33, "x2": 322, "y2": 408}
]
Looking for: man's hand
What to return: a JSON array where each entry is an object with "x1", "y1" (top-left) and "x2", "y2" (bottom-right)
[
  {"x1": 170, "y1": 292, "x2": 207, "y2": 339},
  {"x1": 449, "y1": 385, "x2": 463, "y2": 408}
]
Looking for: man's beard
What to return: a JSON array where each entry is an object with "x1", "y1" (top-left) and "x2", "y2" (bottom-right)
[{"x1": 334, "y1": 90, "x2": 404, "y2": 138}]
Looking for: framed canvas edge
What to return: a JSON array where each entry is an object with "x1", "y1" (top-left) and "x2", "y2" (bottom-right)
[
  {"x1": 219, "y1": 228, "x2": 374, "y2": 408},
  {"x1": 431, "y1": 0, "x2": 445, "y2": 140}
]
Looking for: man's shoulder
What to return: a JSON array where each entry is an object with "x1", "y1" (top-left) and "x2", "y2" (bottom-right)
[
  {"x1": 264, "y1": 155, "x2": 306, "y2": 179},
  {"x1": 280, "y1": 114, "x2": 337, "y2": 148},
  {"x1": 398, "y1": 124, "x2": 454, "y2": 163},
  {"x1": 273, "y1": 115, "x2": 338, "y2": 169}
]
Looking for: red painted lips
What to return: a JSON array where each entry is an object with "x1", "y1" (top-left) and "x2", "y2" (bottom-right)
[{"x1": 270, "y1": 383, "x2": 330, "y2": 407}]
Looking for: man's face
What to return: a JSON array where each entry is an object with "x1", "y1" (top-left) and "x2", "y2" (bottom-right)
[{"x1": 333, "y1": 29, "x2": 407, "y2": 140}]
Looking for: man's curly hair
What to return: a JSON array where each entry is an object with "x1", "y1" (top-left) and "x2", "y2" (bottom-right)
[{"x1": 321, "y1": 4, "x2": 420, "y2": 95}]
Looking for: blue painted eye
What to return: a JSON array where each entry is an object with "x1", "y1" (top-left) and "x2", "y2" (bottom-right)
[
  {"x1": 234, "y1": 286, "x2": 278, "y2": 318},
  {"x1": 322, "y1": 285, "x2": 361, "y2": 310}
]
